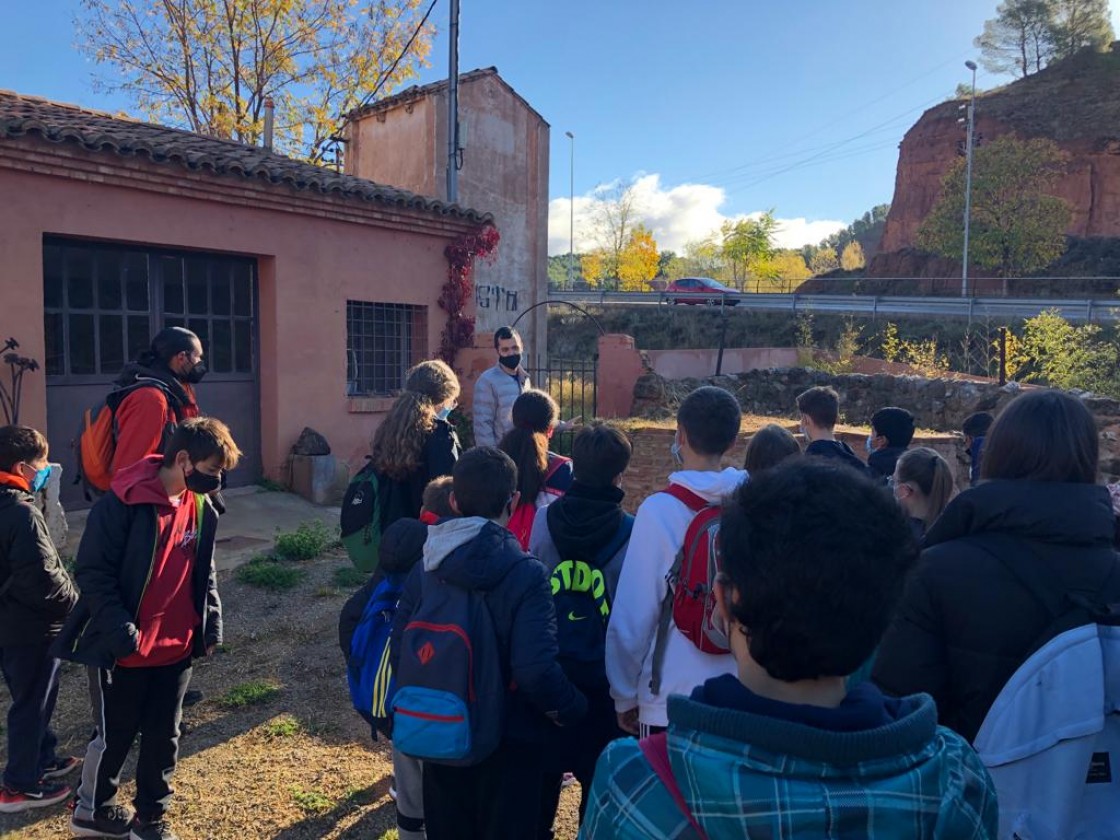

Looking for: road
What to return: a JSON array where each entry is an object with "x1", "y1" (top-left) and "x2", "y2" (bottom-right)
[{"x1": 549, "y1": 290, "x2": 1120, "y2": 322}]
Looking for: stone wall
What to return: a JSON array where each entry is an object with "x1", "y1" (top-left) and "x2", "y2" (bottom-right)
[{"x1": 631, "y1": 368, "x2": 1120, "y2": 485}]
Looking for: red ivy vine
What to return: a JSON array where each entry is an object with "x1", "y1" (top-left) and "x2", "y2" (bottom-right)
[{"x1": 438, "y1": 224, "x2": 501, "y2": 364}]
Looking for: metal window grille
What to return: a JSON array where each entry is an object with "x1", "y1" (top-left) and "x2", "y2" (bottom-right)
[
  {"x1": 524, "y1": 354, "x2": 598, "y2": 456},
  {"x1": 346, "y1": 301, "x2": 427, "y2": 396}
]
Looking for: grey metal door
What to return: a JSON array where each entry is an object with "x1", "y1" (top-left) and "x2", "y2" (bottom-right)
[{"x1": 43, "y1": 238, "x2": 261, "y2": 508}]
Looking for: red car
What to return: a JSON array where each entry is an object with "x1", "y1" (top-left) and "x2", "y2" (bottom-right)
[{"x1": 665, "y1": 276, "x2": 739, "y2": 306}]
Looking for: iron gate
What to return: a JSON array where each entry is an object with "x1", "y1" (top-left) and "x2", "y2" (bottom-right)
[{"x1": 525, "y1": 355, "x2": 598, "y2": 455}]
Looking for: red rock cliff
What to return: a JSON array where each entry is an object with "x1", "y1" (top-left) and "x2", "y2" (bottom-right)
[{"x1": 879, "y1": 45, "x2": 1120, "y2": 256}]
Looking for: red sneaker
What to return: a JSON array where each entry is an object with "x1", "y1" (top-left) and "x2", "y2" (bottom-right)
[{"x1": 0, "y1": 780, "x2": 73, "y2": 813}]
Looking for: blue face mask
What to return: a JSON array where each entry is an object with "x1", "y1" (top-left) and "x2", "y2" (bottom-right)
[
  {"x1": 866, "y1": 434, "x2": 875, "y2": 454},
  {"x1": 436, "y1": 406, "x2": 454, "y2": 421},
  {"x1": 29, "y1": 464, "x2": 51, "y2": 494}
]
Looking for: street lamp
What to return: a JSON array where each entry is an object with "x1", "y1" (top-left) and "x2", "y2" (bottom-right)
[
  {"x1": 565, "y1": 131, "x2": 575, "y2": 289},
  {"x1": 961, "y1": 60, "x2": 978, "y2": 298}
]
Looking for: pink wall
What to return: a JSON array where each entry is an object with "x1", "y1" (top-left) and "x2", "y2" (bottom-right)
[
  {"x1": 0, "y1": 143, "x2": 479, "y2": 480},
  {"x1": 646, "y1": 347, "x2": 800, "y2": 379},
  {"x1": 597, "y1": 334, "x2": 647, "y2": 419}
]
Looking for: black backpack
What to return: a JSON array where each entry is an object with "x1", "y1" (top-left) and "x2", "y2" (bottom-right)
[
  {"x1": 550, "y1": 515, "x2": 634, "y2": 663},
  {"x1": 341, "y1": 460, "x2": 382, "y2": 573}
]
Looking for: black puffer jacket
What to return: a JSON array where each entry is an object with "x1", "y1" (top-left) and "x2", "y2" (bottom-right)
[
  {"x1": 873, "y1": 479, "x2": 1120, "y2": 742},
  {"x1": 0, "y1": 484, "x2": 78, "y2": 645},
  {"x1": 376, "y1": 420, "x2": 459, "y2": 530},
  {"x1": 390, "y1": 518, "x2": 587, "y2": 745}
]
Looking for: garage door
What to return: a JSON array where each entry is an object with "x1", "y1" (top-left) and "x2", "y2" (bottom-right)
[{"x1": 43, "y1": 237, "x2": 261, "y2": 507}]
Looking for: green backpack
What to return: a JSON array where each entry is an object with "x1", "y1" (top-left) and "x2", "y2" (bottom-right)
[{"x1": 340, "y1": 461, "x2": 382, "y2": 572}]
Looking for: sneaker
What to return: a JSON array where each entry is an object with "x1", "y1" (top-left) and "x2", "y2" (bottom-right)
[
  {"x1": 130, "y1": 817, "x2": 179, "y2": 840},
  {"x1": 71, "y1": 804, "x2": 134, "y2": 838},
  {"x1": 41, "y1": 756, "x2": 83, "y2": 781},
  {"x1": 0, "y1": 780, "x2": 73, "y2": 813}
]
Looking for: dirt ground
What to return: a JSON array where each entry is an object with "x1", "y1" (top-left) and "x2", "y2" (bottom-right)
[{"x1": 0, "y1": 549, "x2": 582, "y2": 840}]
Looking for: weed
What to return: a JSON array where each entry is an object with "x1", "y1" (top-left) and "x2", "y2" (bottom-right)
[
  {"x1": 274, "y1": 520, "x2": 334, "y2": 561},
  {"x1": 332, "y1": 566, "x2": 368, "y2": 589},
  {"x1": 315, "y1": 586, "x2": 339, "y2": 598},
  {"x1": 221, "y1": 680, "x2": 280, "y2": 708},
  {"x1": 257, "y1": 478, "x2": 287, "y2": 493},
  {"x1": 235, "y1": 557, "x2": 305, "y2": 591},
  {"x1": 290, "y1": 786, "x2": 333, "y2": 814},
  {"x1": 262, "y1": 715, "x2": 302, "y2": 738},
  {"x1": 377, "y1": 830, "x2": 399, "y2": 840}
]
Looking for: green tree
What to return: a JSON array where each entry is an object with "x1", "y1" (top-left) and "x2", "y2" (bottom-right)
[
  {"x1": 721, "y1": 213, "x2": 777, "y2": 291},
  {"x1": 809, "y1": 247, "x2": 839, "y2": 276},
  {"x1": 656, "y1": 250, "x2": 677, "y2": 279},
  {"x1": 1019, "y1": 309, "x2": 1118, "y2": 393},
  {"x1": 680, "y1": 238, "x2": 730, "y2": 284},
  {"x1": 976, "y1": 0, "x2": 1055, "y2": 77},
  {"x1": 820, "y1": 204, "x2": 890, "y2": 259},
  {"x1": 591, "y1": 180, "x2": 639, "y2": 289},
  {"x1": 840, "y1": 241, "x2": 866, "y2": 271},
  {"x1": 76, "y1": 0, "x2": 433, "y2": 162},
  {"x1": 917, "y1": 136, "x2": 1071, "y2": 286},
  {"x1": 1049, "y1": 0, "x2": 1115, "y2": 61}
]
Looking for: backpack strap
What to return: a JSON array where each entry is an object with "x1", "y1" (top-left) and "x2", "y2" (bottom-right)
[
  {"x1": 638, "y1": 733, "x2": 708, "y2": 840},
  {"x1": 649, "y1": 486, "x2": 713, "y2": 696},
  {"x1": 594, "y1": 514, "x2": 635, "y2": 567}
]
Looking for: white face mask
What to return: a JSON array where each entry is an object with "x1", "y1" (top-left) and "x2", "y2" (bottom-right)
[{"x1": 670, "y1": 437, "x2": 684, "y2": 467}]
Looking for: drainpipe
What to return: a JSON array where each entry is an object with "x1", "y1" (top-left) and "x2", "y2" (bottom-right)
[{"x1": 263, "y1": 98, "x2": 275, "y2": 152}]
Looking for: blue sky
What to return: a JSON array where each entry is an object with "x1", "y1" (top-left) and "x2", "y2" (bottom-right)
[{"x1": 3, "y1": 1, "x2": 1117, "y2": 252}]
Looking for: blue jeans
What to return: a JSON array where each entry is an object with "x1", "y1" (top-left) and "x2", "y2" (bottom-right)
[{"x1": 0, "y1": 642, "x2": 62, "y2": 790}]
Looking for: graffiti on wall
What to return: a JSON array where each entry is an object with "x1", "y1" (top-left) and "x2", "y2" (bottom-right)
[{"x1": 475, "y1": 283, "x2": 520, "y2": 312}]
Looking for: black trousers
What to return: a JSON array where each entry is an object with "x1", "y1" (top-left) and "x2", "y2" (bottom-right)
[
  {"x1": 0, "y1": 642, "x2": 62, "y2": 789},
  {"x1": 423, "y1": 740, "x2": 546, "y2": 840},
  {"x1": 74, "y1": 658, "x2": 192, "y2": 822}
]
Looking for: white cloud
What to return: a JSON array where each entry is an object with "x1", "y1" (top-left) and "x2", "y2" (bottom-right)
[{"x1": 548, "y1": 173, "x2": 845, "y2": 256}]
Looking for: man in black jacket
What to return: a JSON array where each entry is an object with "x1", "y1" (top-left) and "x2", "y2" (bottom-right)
[
  {"x1": 55, "y1": 417, "x2": 240, "y2": 840},
  {"x1": 866, "y1": 406, "x2": 915, "y2": 483},
  {"x1": 796, "y1": 386, "x2": 866, "y2": 472},
  {"x1": 390, "y1": 447, "x2": 587, "y2": 840},
  {"x1": 0, "y1": 426, "x2": 79, "y2": 813}
]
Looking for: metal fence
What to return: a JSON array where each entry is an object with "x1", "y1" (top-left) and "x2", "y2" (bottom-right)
[{"x1": 526, "y1": 355, "x2": 598, "y2": 455}]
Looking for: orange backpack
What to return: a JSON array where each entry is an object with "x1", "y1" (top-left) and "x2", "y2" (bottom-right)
[{"x1": 75, "y1": 380, "x2": 184, "y2": 497}]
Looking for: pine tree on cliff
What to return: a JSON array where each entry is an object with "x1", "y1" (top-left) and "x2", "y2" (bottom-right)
[{"x1": 977, "y1": 0, "x2": 1115, "y2": 78}]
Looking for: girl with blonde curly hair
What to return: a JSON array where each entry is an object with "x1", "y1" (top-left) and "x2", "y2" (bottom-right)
[{"x1": 370, "y1": 360, "x2": 461, "y2": 528}]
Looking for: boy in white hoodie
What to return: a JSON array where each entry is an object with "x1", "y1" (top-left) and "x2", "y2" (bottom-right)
[{"x1": 606, "y1": 386, "x2": 746, "y2": 736}]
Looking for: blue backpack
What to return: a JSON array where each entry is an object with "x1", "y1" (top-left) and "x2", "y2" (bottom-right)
[
  {"x1": 347, "y1": 574, "x2": 405, "y2": 737},
  {"x1": 391, "y1": 570, "x2": 507, "y2": 766}
]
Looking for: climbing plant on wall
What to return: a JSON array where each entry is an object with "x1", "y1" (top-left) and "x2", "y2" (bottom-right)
[{"x1": 439, "y1": 224, "x2": 500, "y2": 364}]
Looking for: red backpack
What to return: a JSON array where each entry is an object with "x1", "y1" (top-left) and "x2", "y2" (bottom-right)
[
  {"x1": 650, "y1": 484, "x2": 729, "y2": 695},
  {"x1": 507, "y1": 454, "x2": 570, "y2": 551}
]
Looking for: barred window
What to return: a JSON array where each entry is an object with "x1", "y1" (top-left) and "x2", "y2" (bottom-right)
[{"x1": 346, "y1": 301, "x2": 427, "y2": 396}]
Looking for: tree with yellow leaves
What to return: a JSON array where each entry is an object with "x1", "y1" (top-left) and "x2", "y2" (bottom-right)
[
  {"x1": 77, "y1": 0, "x2": 433, "y2": 163},
  {"x1": 840, "y1": 241, "x2": 866, "y2": 271},
  {"x1": 581, "y1": 250, "x2": 607, "y2": 287},
  {"x1": 617, "y1": 224, "x2": 660, "y2": 291}
]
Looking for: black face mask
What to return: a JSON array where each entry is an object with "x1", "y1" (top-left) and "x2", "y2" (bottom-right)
[
  {"x1": 499, "y1": 353, "x2": 521, "y2": 371},
  {"x1": 181, "y1": 361, "x2": 208, "y2": 384},
  {"x1": 185, "y1": 467, "x2": 221, "y2": 495}
]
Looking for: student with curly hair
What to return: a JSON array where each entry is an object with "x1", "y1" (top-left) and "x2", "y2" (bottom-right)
[
  {"x1": 370, "y1": 361, "x2": 461, "y2": 530},
  {"x1": 499, "y1": 390, "x2": 573, "y2": 550}
]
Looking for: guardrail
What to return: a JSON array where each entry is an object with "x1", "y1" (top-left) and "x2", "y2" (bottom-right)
[{"x1": 548, "y1": 290, "x2": 1120, "y2": 322}]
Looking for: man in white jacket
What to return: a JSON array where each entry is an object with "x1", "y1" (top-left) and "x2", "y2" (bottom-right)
[
  {"x1": 472, "y1": 326, "x2": 530, "y2": 448},
  {"x1": 606, "y1": 386, "x2": 747, "y2": 735}
]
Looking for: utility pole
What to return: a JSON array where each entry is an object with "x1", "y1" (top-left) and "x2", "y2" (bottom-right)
[
  {"x1": 446, "y1": 0, "x2": 460, "y2": 204},
  {"x1": 961, "y1": 60, "x2": 977, "y2": 298},
  {"x1": 566, "y1": 131, "x2": 575, "y2": 289}
]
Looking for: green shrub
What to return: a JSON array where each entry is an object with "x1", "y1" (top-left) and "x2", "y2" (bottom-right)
[
  {"x1": 235, "y1": 557, "x2": 306, "y2": 591},
  {"x1": 290, "y1": 786, "x2": 334, "y2": 814},
  {"x1": 262, "y1": 714, "x2": 302, "y2": 738},
  {"x1": 221, "y1": 680, "x2": 280, "y2": 708},
  {"x1": 274, "y1": 521, "x2": 334, "y2": 561},
  {"x1": 332, "y1": 566, "x2": 368, "y2": 589}
]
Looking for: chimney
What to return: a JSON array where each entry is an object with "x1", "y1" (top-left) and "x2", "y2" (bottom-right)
[{"x1": 263, "y1": 98, "x2": 275, "y2": 152}]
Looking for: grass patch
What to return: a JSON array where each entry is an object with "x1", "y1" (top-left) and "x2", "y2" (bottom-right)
[
  {"x1": 235, "y1": 556, "x2": 306, "y2": 591},
  {"x1": 377, "y1": 830, "x2": 399, "y2": 840},
  {"x1": 221, "y1": 680, "x2": 281, "y2": 708},
  {"x1": 274, "y1": 520, "x2": 335, "y2": 561},
  {"x1": 262, "y1": 714, "x2": 302, "y2": 738},
  {"x1": 290, "y1": 785, "x2": 334, "y2": 814},
  {"x1": 332, "y1": 566, "x2": 368, "y2": 589},
  {"x1": 256, "y1": 478, "x2": 287, "y2": 492}
]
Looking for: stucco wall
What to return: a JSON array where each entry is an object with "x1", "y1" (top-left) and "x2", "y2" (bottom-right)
[
  {"x1": 347, "y1": 72, "x2": 550, "y2": 361},
  {"x1": 0, "y1": 161, "x2": 472, "y2": 482}
]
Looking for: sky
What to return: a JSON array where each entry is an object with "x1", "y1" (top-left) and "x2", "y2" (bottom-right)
[{"x1": 3, "y1": 1, "x2": 1118, "y2": 254}]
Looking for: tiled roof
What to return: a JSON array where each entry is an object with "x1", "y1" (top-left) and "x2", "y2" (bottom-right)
[
  {"x1": 0, "y1": 89, "x2": 490, "y2": 223},
  {"x1": 347, "y1": 67, "x2": 547, "y2": 125}
]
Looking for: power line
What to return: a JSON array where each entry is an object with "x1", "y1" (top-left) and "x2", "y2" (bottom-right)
[{"x1": 353, "y1": 0, "x2": 440, "y2": 113}]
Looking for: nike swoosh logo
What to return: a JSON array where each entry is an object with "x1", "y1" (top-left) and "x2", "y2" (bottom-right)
[{"x1": 568, "y1": 612, "x2": 587, "y2": 622}]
